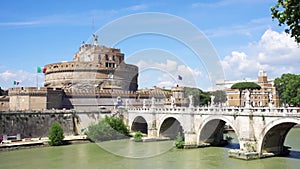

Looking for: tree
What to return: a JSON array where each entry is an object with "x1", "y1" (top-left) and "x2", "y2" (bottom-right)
[
  {"x1": 175, "y1": 132, "x2": 184, "y2": 149},
  {"x1": 231, "y1": 82, "x2": 261, "y2": 107},
  {"x1": 184, "y1": 87, "x2": 211, "y2": 106},
  {"x1": 86, "y1": 116, "x2": 130, "y2": 142},
  {"x1": 49, "y1": 121, "x2": 64, "y2": 146},
  {"x1": 104, "y1": 116, "x2": 129, "y2": 136},
  {"x1": 271, "y1": 0, "x2": 300, "y2": 43},
  {"x1": 133, "y1": 131, "x2": 143, "y2": 142},
  {"x1": 274, "y1": 73, "x2": 300, "y2": 106},
  {"x1": 211, "y1": 90, "x2": 227, "y2": 105}
]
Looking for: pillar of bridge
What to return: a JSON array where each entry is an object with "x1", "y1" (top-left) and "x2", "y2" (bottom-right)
[
  {"x1": 147, "y1": 128, "x2": 158, "y2": 138},
  {"x1": 183, "y1": 109, "x2": 197, "y2": 148},
  {"x1": 184, "y1": 131, "x2": 197, "y2": 148},
  {"x1": 147, "y1": 109, "x2": 158, "y2": 138},
  {"x1": 228, "y1": 108, "x2": 260, "y2": 159}
]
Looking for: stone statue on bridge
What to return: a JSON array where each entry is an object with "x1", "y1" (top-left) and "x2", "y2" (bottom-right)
[
  {"x1": 125, "y1": 99, "x2": 129, "y2": 108},
  {"x1": 170, "y1": 96, "x2": 175, "y2": 108},
  {"x1": 143, "y1": 99, "x2": 146, "y2": 109},
  {"x1": 268, "y1": 92, "x2": 274, "y2": 108},
  {"x1": 210, "y1": 95, "x2": 215, "y2": 107},
  {"x1": 244, "y1": 90, "x2": 251, "y2": 108},
  {"x1": 189, "y1": 95, "x2": 193, "y2": 108},
  {"x1": 151, "y1": 97, "x2": 155, "y2": 108}
]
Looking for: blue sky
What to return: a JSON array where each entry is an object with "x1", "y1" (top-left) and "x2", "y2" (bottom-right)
[{"x1": 1, "y1": 0, "x2": 299, "y2": 90}]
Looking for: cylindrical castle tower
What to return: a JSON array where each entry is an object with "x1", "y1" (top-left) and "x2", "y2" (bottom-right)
[{"x1": 44, "y1": 42, "x2": 138, "y2": 91}]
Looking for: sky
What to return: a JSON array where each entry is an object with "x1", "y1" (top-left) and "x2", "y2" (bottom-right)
[{"x1": 0, "y1": 0, "x2": 299, "y2": 90}]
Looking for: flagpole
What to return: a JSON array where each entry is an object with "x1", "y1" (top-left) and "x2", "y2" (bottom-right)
[
  {"x1": 36, "y1": 67, "x2": 39, "y2": 89},
  {"x1": 37, "y1": 71, "x2": 38, "y2": 89}
]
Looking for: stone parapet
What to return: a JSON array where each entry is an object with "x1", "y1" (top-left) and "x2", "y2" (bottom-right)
[{"x1": 9, "y1": 87, "x2": 47, "y2": 96}]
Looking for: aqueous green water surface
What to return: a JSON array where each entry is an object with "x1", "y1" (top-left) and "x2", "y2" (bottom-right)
[{"x1": 1, "y1": 128, "x2": 300, "y2": 169}]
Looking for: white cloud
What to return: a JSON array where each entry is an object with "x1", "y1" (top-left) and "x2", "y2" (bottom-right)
[
  {"x1": 221, "y1": 29, "x2": 300, "y2": 80},
  {"x1": 123, "y1": 4, "x2": 148, "y2": 11},
  {"x1": 204, "y1": 17, "x2": 273, "y2": 38},
  {"x1": 257, "y1": 29, "x2": 300, "y2": 65},
  {"x1": 136, "y1": 59, "x2": 203, "y2": 88},
  {"x1": 0, "y1": 70, "x2": 44, "y2": 89},
  {"x1": 0, "y1": 21, "x2": 40, "y2": 26}
]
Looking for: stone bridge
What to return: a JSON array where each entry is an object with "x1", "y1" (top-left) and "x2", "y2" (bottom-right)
[{"x1": 124, "y1": 106, "x2": 300, "y2": 159}]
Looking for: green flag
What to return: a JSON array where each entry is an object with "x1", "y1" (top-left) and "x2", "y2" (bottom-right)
[{"x1": 37, "y1": 66, "x2": 42, "y2": 73}]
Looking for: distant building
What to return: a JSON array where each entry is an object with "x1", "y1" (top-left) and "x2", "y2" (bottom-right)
[{"x1": 223, "y1": 70, "x2": 279, "y2": 107}]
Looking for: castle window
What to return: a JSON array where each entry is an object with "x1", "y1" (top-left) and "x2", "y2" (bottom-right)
[
  {"x1": 106, "y1": 62, "x2": 115, "y2": 68},
  {"x1": 53, "y1": 65, "x2": 58, "y2": 68}
]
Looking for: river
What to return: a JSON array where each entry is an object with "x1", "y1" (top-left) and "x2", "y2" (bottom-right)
[{"x1": 1, "y1": 128, "x2": 300, "y2": 169}]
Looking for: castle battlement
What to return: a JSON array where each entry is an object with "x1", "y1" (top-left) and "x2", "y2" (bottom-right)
[{"x1": 9, "y1": 87, "x2": 48, "y2": 96}]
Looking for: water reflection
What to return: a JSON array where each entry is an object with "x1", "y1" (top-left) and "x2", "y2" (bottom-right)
[{"x1": 96, "y1": 139, "x2": 174, "y2": 158}]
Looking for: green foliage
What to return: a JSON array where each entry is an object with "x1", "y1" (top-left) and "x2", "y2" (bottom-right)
[
  {"x1": 271, "y1": 0, "x2": 300, "y2": 43},
  {"x1": 184, "y1": 87, "x2": 210, "y2": 106},
  {"x1": 175, "y1": 132, "x2": 184, "y2": 149},
  {"x1": 133, "y1": 131, "x2": 143, "y2": 141},
  {"x1": 86, "y1": 116, "x2": 130, "y2": 142},
  {"x1": 211, "y1": 90, "x2": 227, "y2": 104},
  {"x1": 231, "y1": 82, "x2": 261, "y2": 90},
  {"x1": 274, "y1": 73, "x2": 300, "y2": 106},
  {"x1": 104, "y1": 116, "x2": 129, "y2": 136},
  {"x1": 49, "y1": 121, "x2": 64, "y2": 146}
]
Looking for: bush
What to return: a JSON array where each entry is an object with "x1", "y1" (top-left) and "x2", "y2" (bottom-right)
[
  {"x1": 86, "y1": 116, "x2": 130, "y2": 142},
  {"x1": 133, "y1": 131, "x2": 143, "y2": 142},
  {"x1": 175, "y1": 132, "x2": 184, "y2": 149},
  {"x1": 49, "y1": 121, "x2": 64, "y2": 146},
  {"x1": 104, "y1": 116, "x2": 129, "y2": 136}
]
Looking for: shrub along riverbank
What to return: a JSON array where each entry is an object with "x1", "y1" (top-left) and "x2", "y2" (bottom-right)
[{"x1": 86, "y1": 116, "x2": 130, "y2": 142}]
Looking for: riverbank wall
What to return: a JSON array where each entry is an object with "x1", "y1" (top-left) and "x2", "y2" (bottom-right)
[
  {"x1": 0, "y1": 111, "x2": 77, "y2": 137},
  {"x1": 0, "y1": 110, "x2": 108, "y2": 138}
]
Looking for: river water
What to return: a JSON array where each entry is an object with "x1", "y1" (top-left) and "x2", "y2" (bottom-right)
[{"x1": 1, "y1": 128, "x2": 300, "y2": 169}]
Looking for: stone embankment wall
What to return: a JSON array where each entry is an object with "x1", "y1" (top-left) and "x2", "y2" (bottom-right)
[{"x1": 0, "y1": 111, "x2": 77, "y2": 138}]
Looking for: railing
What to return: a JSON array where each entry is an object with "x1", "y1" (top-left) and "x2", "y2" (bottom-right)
[{"x1": 127, "y1": 106, "x2": 300, "y2": 116}]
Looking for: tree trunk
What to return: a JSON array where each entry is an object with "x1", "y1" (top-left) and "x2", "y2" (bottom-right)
[{"x1": 239, "y1": 90, "x2": 242, "y2": 107}]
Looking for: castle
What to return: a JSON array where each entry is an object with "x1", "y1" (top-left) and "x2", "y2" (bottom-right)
[{"x1": 1, "y1": 36, "x2": 186, "y2": 111}]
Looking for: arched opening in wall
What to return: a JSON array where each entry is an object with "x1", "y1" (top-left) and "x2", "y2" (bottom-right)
[
  {"x1": 131, "y1": 116, "x2": 148, "y2": 134},
  {"x1": 199, "y1": 119, "x2": 239, "y2": 148},
  {"x1": 159, "y1": 117, "x2": 183, "y2": 139},
  {"x1": 261, "y1": 122, "x2": 298, "y2": 156}
]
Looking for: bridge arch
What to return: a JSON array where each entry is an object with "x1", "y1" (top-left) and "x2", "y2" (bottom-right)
[
  {"x1": 197, "y1": 116, "x2": 240, "y2": 146},
  {"x1": 258, "y1": 118, "x2": 300, "y2": 155},
  {"x1": 158, "y1": 116, "x2": 183, "y2": 139},
  {"x1": 131, "y1": 116, "x2": 148, "y2": 134}
]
